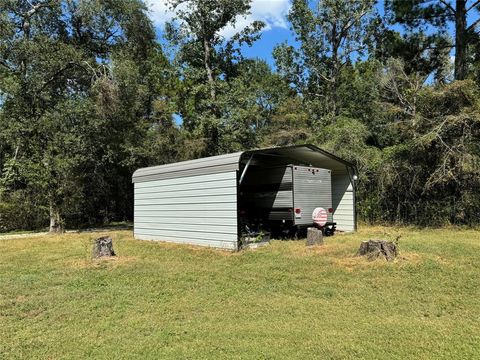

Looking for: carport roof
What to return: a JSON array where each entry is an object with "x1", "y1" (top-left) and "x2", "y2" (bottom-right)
[{"x1": 132, "y1": 144, "x2": 354, "y2": 183}]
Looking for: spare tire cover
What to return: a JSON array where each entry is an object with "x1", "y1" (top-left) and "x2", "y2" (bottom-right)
[{"x1": 312, "y1": 207, "x2": 328, "y2": 227}]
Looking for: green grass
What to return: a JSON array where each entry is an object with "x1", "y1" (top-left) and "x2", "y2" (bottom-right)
[{"x1": 1, "y1": 227, "x2": 479, "y2": 359}]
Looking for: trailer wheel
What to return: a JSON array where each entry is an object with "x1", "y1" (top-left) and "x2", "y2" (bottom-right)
[
  {"x1": 295, "y1": 226, "x2": 307, "y2": 239},
  {"x1": 323, "y1": 223, "x2": 336, "y2": 236}
]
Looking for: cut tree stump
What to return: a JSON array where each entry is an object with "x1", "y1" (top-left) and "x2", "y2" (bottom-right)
[
  {"x1": 93, "y1": 236, "x2": 116, "y2": 258},
  {"x1": 306, "y1": 227, "x2": 324, "y2": 246},
  {"x1": 358, "y1": 240, "x2": 398, "y2": 261}
]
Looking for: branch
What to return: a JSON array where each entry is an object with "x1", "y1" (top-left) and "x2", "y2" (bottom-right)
[
  {"x1": 38, "y1": 61, "x2": 90, "y2": 93},
  {"x1": 339, "y1": 5, "x2": 370, "y2": 40},
  {"x1": 0, "y1": 59, "x2": 12, "y2": 71},
  {"x1": 467, "y1": 0, "x2": 480, "y2": 12},
  {"x1": 39, "y1": 62, "x2": 74, "y2": 91},
  {"x1": 420, "y1": 44, "x2": 455, "y2": 51},
  {"x1": 400, "y1": 13, "x2": 452, "y2": 23},
  {"x1": 339, "y1": 43, "x2": 367, "y2": 58},
  {"x1": 467, "y1": 17, "x2": 480, "y2": 31},
  {"x1": 438, "y1": 0, "x2": 456, "y2": 15},
  {"x1": 25, "y1": 1, "x2": 52, "y2": 18}
]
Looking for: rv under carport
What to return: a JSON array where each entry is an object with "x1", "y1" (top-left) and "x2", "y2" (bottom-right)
[{"x1": 132, "y1": 144, "x2": 357, "y2": 250}]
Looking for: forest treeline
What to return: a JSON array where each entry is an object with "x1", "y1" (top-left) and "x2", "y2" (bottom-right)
[{"x1": 0, "y1": 0, "x2": 479, "y2": 232}]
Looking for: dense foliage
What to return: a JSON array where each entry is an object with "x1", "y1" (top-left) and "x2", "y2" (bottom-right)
[{"x1": 1, "y1": 0, "x2": 479, "y2": 231}]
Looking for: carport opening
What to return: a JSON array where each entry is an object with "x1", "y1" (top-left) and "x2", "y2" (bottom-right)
[
  {"x1": 237, "y1": 146, "x2": 352, "y2": 242},
  {"x1": 238, "y1": 153, "x2": 296, "y2": 239}
]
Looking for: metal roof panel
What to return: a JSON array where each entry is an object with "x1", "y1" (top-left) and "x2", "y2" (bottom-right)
[{"x1": 132, "y1": 145, "x2": 353, "y2": 183}]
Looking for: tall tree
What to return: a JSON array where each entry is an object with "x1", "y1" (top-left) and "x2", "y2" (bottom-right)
[
  {"x1": 0, "y1": 0, "x2": 164, "y2": 232},
  {"x1": 386, "y1": 0, "x2": 480, "y2": 80},
  {"x1": 165, "y1": 0, "x2": 265, "y2": 156},
  {"x1": 167, "y1": 0, "x2": 264, "y2": 101},
  {"x1": 274, "y1": 0, "x2": 377, "y2": 117},
  {"x1": 370, "y1": 22, "x2": 452, "y2": 82}
]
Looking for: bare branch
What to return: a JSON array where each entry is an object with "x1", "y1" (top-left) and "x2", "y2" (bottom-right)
[
  {"x1": 438, "y1": 0, "x2": 456, "y2": 15},
  {"x1": 339, "y1": 5, "x2": 371, "y2": 41},
  {"x1": 467, "y1": 17, "x2": 480, "y2": 31},
  {"x1": 467, "y1": 0, "x2": 480, "y2": 12},
  {"x1": 38, "y1": 62, "x2": 75, "y2": 92},
  {"x1": 25, "y1": 1, "x2": 52, "y2": 18},
  {"x1": 315, "y1": 71, "x2": 334, "y2": 84}
]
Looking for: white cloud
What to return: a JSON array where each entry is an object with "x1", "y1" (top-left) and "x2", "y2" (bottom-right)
[
  {"x1": 147, "y1": 1, "x2": 175, "y2": 26},
  {"x1": 147, "y1": 0, "x2": 291, "y2": 38}
]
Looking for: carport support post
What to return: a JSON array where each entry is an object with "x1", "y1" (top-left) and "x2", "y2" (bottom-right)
[{"x1": 239, "y1": 154, "x2": 254, "y2": 185}]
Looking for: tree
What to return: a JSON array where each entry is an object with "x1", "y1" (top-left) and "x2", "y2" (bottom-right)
[
  {"x1": 386, "y1": 0, "x2": 480, "y2": 80},
  {"x1": 0, "y1": 0, "x2": 166, "y2": 232},
  {"x1": 371, "y1": 25, "x2": 452, "y2": 83},
  {"x1": 167, "y1": 0, "x2": 264, "y2": 100},
  {"x1": 368, "y1": 57, "x2": 480, "y2": 225},
  {"x1": 274, "y1": 0, "x2": 377, "y2": 117},
  {"x1": 260, "y1": 96, "x2": 311, "y2": 147},
  {"x1": 165, "y1": 0, "x2": 265, "y2": 155}
]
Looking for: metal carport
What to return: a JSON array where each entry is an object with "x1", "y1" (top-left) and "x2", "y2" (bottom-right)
[{"x1": 132, "y1": 144, "x2": 356, "y2": 250}]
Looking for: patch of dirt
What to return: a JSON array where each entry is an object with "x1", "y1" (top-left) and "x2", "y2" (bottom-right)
[
  {"x1": 13, "y1": 295, "x2": 29, "y2": 304},
  {"x1": 23, "y1": 308, "x2": 45, "y2": 319},
  {"x1": 333, "y1": 252, "x2": 423, "y2": 272}
]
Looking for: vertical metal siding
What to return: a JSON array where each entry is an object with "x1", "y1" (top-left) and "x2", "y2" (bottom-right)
[
  {"x1": 331, "y1": 173, "x2": 355, "y2": 231},
  {"x1": 134, "y1": 172, "x2": 238, "y2": 250}
]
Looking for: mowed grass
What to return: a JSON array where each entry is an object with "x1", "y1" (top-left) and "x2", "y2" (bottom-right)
[{"x1": 0, "y1": 227, "x2": 479, "y2": 359}]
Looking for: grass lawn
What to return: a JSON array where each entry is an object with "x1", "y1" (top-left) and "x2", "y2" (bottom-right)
[{"x1": 1, "y1": 227, "x2": 479, "y2": 359}]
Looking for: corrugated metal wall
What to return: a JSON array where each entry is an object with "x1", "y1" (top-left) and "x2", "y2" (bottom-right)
[
  {"x1": 332, "y1": 173, "x2": 355, "y2": 231},
  {"x1": 134, "y1": 172, "x2": 238, "y2": 250}
]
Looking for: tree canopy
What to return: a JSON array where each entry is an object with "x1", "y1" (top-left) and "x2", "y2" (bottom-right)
[{"x1": 1, "y1": 0, "x2": 479, "y2": 231}]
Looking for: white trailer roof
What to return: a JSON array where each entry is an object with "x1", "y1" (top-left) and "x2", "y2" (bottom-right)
[{"x1": 132, "y1": 144, "x2": 354, "y2": 183}]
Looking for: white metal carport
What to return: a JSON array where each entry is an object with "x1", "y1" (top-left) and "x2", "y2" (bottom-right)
[{"x1": 132, "y1": 144, "x2": 356, "y2": 250}]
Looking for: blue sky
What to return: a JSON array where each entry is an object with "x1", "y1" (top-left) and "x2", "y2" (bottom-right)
[
  {"x1": 148, "y1": 1, "x2": 479, "y2": 69},
  {"x1": 150, "y1": 0, "x2": 293, "y2": 67},
  {"x1": 146, "y1": 0, "x2": 479, "y2": 125},
  {"x1": 148, "y1": 0, "x2": 405, "y2": 68},
  {"x1": 240, "y1": 27, "x2": 293, "y2": 67},
  {"x1": 157, "y1": 26, "x2": 293, "y2": 68}
]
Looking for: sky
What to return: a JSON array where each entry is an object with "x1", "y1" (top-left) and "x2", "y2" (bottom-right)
[
  {"x1": 145, "y1": 0, "x2": 423, "y2": 68},
  {"x1": 148, "y1": 0, "x2": 294, "y2": 67},
  {"x1": 147, "y1": 0, "x2": 479, "y2": 72}
]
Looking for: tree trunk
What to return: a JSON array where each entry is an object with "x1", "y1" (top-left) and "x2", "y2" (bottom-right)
[
  {"x1": 93, "y1": 236, "x2": 116, "y2": 258},
  {"x1": 358, "y1": 240, "x2": 398, "y2": 261},
  {"x1": 49, "y1": 204, "x2": 64, "y2": 233},
  {"x1": 202, "y1": 36, "x2": 220, "y2": 155},
  {"x1": 331, "y1": 23, "x2": 339, "y2": 116},
  {"x1": 454, "y1": 0, "x2": 467, "y2": 80},
  {"x1": 203, "y1": 37, "x2": 216, "y2": 101}
]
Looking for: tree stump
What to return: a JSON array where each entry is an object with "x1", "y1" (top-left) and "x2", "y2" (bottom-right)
[
  {"x1": 93, "y1": 236, "x2": 116, "y2": 258},
  {"x1": 306, "y1": 227, "x2": 324, "y2": 246},
  {"x1": 358, "y1": 240, "x2": 398, "y2": 261}
]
